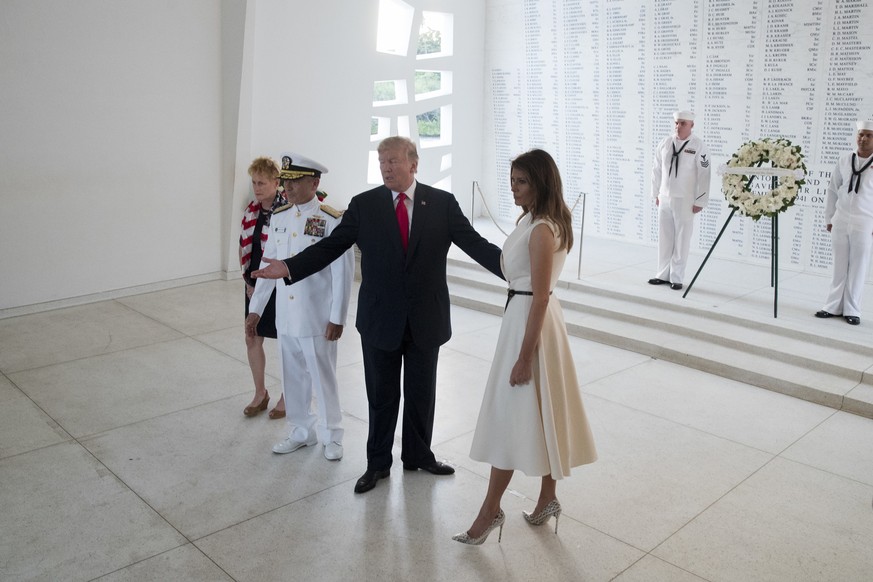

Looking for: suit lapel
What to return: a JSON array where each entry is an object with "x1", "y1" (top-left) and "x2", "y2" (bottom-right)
[{"x1": 406, "y1": 185, "x2": 427, "y2": 264}]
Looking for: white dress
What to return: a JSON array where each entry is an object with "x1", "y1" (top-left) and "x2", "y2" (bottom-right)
[{"x1": 469, "y1": 215, "x2": 597, "y2": 479}]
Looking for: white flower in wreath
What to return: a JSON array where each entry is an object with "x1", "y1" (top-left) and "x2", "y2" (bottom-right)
[{"x1": 721, "y1": 138, "x2": 808, "y2": 221}]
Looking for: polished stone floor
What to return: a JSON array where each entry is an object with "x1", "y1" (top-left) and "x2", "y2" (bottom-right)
[{"x1": 3, "y1": 247, "x2": 873, "y2": 581}]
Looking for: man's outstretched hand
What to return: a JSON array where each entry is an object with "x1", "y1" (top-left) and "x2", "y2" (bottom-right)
[{"x1": 251, "y1": 257, "x2": 290, "y2": 280}]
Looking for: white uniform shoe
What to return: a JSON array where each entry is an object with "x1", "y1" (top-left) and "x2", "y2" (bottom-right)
[
  {"x1": 272, "y1": 434, "x2": 317, "y2": 454},
  {"x1": 324, "y1": 441, "x2": 343, "y2": 461}
]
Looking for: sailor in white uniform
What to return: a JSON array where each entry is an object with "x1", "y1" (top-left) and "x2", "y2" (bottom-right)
[
  {"x1": 816, "y1": 120, "x2": 873, "y2": 326},
  {"x1": 247, "y1": 152, "x2": 354, "y2": 459},
  {"x1": 649, "y1": 110, "x2": 712, "y2": 290}
]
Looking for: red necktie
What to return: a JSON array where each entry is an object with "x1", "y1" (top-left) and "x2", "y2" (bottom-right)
[{"x1": 396, "y1": 192, "x2": 409, "y2": 250}]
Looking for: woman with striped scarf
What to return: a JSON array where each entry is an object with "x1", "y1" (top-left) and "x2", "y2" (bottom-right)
[{"x1": 240, "y1": 157, "x2": 287, "y2": 418}]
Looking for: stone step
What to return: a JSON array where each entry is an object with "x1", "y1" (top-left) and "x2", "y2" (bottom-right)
[{"x1": 446, "y1": 258, "x2": 873, "y2": 419}]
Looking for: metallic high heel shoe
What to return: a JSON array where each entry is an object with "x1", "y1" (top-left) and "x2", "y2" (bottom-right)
[
  {"x1": 243, "y1": 391, "x2": 269, "y2": 417},
  {"x1": 522, "y1": 499, "x2": 562, "y2": 533},
  {"x1": 452, "y1": 509, "x2": 505, "y2": 545}
]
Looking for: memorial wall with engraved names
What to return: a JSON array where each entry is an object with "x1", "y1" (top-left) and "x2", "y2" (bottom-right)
[{"x1": 482, "y1": 0, "x2": 873, "y2": 275}]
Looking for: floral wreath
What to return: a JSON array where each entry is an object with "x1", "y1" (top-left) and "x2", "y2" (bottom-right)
[{"x1": 720, "y1": 138, "x2": 807, "y2": 221}]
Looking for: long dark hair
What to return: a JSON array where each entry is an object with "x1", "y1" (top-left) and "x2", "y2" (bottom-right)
[{"x1": 511, "y1": 149, "x2": 573, "y2": 252}]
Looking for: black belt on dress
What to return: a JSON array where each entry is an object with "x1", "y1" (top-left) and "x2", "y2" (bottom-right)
[{"x1": 505, "y1": 289, "x2": 551, "y2": 311}]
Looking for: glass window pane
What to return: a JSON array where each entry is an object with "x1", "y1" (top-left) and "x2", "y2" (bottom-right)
[
  {"x1": 417, "y1": 11, "x2": 453, "y2": 59},
  {"x1": 376, "y1": 0, "x2": 414, "y2": 56}
]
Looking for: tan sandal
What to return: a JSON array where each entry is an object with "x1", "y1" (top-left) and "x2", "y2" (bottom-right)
[{"x1": 243, "y1": 391, "x2": 269, "y2": 416}]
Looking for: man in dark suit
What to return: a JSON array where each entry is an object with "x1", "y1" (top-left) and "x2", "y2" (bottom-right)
[{"x1": 253, "y1": 137, "x2": 503, "y2": 493}]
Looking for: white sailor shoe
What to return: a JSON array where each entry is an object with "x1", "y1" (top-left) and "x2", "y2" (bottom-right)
[
  {"x1": 272, "y1": 434, "x2": 317, "y2": 454},
  {"x1": 324, "y1": 441, "x2": 343, "y2": 461}
]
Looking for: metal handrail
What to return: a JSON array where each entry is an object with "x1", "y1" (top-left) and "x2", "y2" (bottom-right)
[
  {"x1": 572, "y1": 192, "x2": 586, "y2": 279},
  {"x1": 471, "y1": 181, "x2": 510, "y2": 236}
]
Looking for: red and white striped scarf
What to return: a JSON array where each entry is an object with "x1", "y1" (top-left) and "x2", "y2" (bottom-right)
[
  {"x1": 239, "y1": 194, "x2": 285, "y2": 275},
  {"x1": 239, "y1": 190, "x2": 327, "y2": 276}
]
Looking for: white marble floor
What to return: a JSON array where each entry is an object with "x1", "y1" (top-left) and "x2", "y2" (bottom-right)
[{"x1": 2, "y1": 273, "x2": 873, "y2": 581}]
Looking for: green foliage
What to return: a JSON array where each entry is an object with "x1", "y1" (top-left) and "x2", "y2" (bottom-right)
[
  {"x1": 417, "y1": 27, "x2": 441, "y2": 55},
  {"x1": 415, "y1": 71, "x2": 441, "y2": 95},
  {"x1": 417, "y1": 110, "x2": 440, "y2": 137},
  {"x1": 373, "y1": 81, "x2": 396, "y2": 102}
]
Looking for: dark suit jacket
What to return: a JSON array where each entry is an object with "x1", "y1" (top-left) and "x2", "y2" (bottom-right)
[{"x1": 284, "y1": 183, "x2": 503, "y2": 351}]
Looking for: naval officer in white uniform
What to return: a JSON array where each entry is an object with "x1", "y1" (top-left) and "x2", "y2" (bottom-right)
[
  {"x1": 247, "y1": 152, "x2": 354, "y2": 460},
  {"x1": 649, "y1": 110, "x2": 712, "y2": 290},
  {"x1": 816, "y1": 120, "x2": 873, "y2": 326}
]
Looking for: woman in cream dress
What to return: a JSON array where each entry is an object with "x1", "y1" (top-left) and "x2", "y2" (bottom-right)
[{"x1": 453, "y1": 149, "x2": 597, "y2": 545}]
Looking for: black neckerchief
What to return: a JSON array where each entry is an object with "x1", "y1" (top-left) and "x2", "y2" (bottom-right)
[
  {"x1": 849, "y1": 153, "x2": 873, "y2": 194},
  {"x1": 670, "y1": 139, "x2": 690, "y2": 178}
]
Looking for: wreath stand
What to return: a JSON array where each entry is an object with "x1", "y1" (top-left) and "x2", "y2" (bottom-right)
[{"x1": 682, "y1": 171, "x2": 787, "y2": 318}]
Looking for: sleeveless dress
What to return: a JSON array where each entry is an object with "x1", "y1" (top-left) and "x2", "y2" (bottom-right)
[{"x1": 469, "y1": 215, "x2": 597, "y2": 479}]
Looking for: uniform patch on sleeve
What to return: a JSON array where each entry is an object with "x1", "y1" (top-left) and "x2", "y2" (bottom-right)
[{"x1": 700, "y1": 154, "x2": 710, "y2": 168}]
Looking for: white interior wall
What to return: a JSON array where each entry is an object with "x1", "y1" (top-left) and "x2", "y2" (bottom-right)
[
  {"x1": 235, "y1": 0, "x2": 486, "y2": 251},
  {"x1": 220, "y1": 0, "x2": 252, "y2": 277},
  {"x1": 0, "y1": 0, "x2": 226, "y2": 311},
  {"x1": 479, "y1": 0, "x2": 873, "y2": 278},
  {"x1": 1, "y1": 0, "x2": 485, "y2": 312}
]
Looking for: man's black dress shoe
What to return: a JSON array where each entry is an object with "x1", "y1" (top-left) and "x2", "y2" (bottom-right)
[
  {"x1": 354, "y1": 468, "x2": 390, "y2": 493},
  {"x1": 403, "y1": 461, "x2": 455, "y2": 475},
  {"x1": 670, "y1": 283, "x2": 683, "y2": 290},
  {"x1": 648, "y1": 278, "x2": 668, "y2": 285},
  {"x1": 846, "y1": 316, "x2": 861, "y2": 325},
  {"x1": 814, "y1": 310, "x2": 838, "y2": 318}
]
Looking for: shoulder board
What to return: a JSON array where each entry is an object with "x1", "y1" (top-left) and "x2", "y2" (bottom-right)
[
  {"x1": 320, "y1": 204, "x2": 343, "y2": 218},
  {"x1": 272, "y1": 203, "x2": 293, "y2": 215}
]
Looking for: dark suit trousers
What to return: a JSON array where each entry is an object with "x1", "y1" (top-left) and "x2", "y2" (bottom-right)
[{"x1": 361, "y1": 324, "x2": 439, "y2": 471}]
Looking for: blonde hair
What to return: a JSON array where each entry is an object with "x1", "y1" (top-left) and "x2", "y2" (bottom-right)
[
  {"x1": 511, "y1": 149, "x2": 573, "y2": 252},
  {"x1": 247, "y1": 156, "x2": 280, "y2": 179},
  {"x1": 377, "y1": 136, "x2": 419, "y2": 164}
]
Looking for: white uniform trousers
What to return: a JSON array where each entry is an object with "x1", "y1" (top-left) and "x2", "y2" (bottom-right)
[
  {"x1": 278, "y1": 334, "x2": 344, "y2": 444},
  {"x1": 823, "y1": 223, "x2": 873, "y2": 317},
  {"x1": 656, "y1": 197, "x2": 695, "y2": 284}
]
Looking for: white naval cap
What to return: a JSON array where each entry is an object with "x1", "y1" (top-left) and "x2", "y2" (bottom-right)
[
  {"x1": 857, "y1": 120, "x2": 873, "y2": 132},
  {"x1": 673, "y1": 110, "x2": 695, "y2": 121},
  {"x1": 278, "y1": 152, "x2": 329, "y2": 180}
]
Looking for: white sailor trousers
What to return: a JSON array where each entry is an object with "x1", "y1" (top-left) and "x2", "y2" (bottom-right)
[
  {"x1": 277, "y1": 333, "x2": 344, "y2": 444},
  {"x1": 656, "y1": 197, "x2": 695, "y2": 284},
  {"x1": 823, "y1": 223, "x2": 873, "y2": 317}
]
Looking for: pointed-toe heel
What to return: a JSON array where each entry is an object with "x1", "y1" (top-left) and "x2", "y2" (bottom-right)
[
  {"x1": 523, "y1": 499, "x2": 562, "y2": 534},
  {"x1": 452, "y1": 509, "x2": 505, "y2": 545}
]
